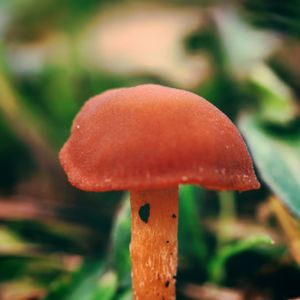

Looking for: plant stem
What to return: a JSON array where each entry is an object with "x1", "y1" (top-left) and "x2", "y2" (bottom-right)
[
  {"x1": 130, "y1": 187, "x2": 178, "y2": 300},
  {"x1": 218, "y1": 191, "x2": 236, "y2": 244}
]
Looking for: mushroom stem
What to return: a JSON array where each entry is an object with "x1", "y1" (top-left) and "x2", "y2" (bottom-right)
[{"x1": 130, "y1": 187, "x2": 178, "y2": 300}]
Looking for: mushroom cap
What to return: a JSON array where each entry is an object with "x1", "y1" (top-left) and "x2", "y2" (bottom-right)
[{"x1": 59, "y1": 84, "x2": 260, "y2": 192}]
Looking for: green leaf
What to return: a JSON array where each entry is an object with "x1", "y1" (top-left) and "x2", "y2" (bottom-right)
[
  {"x1": 110, "y1": 194, "x2": 131, "y2": 284},
  {"x1": 179, "y1": 185, "x2": 207, "y2": 263},
  {"x1": 117, "y1": 289, "x2": 132, "y2": 300},
  {"x1": 90, "y1": 270, "x2": 117, "y2": 300},
  {"x1": 209, "y1": 234, "x2": 274, "y2": 283},
  {"x1": 0, "y1": 255, "x2": 64, "y2": 284},
  {"x1": 239, "y1": 113, "x2": 300, "y2": 218},
  {"x1": 45, "y1": 260, "x2": 105, "y2": 300},
  {"x1": 247, "y1": 64, "x2": 296, "y2": 124},
  {"x1": 213, "y1": 6, "x2": 278, "y2": 76},
  {"x1": 0, "y1": 226, "x2": 32, "y2": 254}
]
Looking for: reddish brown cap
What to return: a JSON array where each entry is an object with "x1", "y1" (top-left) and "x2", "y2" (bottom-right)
[{"x1": 59, "y1": 84, "x2": 260, "y2": 192}]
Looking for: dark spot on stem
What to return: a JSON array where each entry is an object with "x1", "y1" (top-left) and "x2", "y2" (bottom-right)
[
  {"x1": 139, "y1": 203, "x2": 150, "y2": 223},
  {"x1": 165, "y1": 281, "x2": 170, "y2": 288},
  {"x1": 173, "y1": 275, "x2": 177, "y2": 280},
  {"x1": 172, "y1": 214, "x2": 177, "y2": 219},
  {"x1": 166, "y1": 240, "x2": 169, "y2": 243}
]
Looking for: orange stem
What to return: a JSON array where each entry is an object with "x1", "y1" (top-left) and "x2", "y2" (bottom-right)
[{"x1": 130, "y1": 187, "x2": 178, "y2": 300}]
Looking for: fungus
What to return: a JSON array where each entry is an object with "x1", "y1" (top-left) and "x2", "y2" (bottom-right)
[{"x1": 59, "y1": 84, "x2": 260, "y2": 299}]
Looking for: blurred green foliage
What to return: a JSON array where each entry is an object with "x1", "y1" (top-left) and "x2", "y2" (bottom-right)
[
  {"x1": 240, "y1": 114, "x2": 300, "y2": 218},
  {"x1": 0, "y1": 0, "x2": 300, "y2": 299}
]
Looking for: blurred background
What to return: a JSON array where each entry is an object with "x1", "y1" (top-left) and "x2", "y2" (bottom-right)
[{"x1": 1, "y1": 0, "x2": 300, "y2": 299}]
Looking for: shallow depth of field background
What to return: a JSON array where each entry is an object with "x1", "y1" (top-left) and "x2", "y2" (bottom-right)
[{"x1": 1, "y1": 1, "x2": 300, "y2": 299}]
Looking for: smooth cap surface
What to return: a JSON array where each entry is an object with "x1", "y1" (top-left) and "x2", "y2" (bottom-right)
[{"x1": 59, "y1": 84, "x2": 260, "y2": 191}]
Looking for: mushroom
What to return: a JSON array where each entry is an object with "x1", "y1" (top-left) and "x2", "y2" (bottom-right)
[{"x1": 59, "y1": 84, "x2": 260, "y2": 299}]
